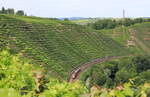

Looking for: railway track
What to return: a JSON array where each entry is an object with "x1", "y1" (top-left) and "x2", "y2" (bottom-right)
[{"x1": 68, "y1": 55, "x2": 132, "y2": 83}]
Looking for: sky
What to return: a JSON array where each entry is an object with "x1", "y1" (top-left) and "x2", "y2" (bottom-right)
[{"x1": 1, "y1": 0, "x2": 150, "y2": 18}]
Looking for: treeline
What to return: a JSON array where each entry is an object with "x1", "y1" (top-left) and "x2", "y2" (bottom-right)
[
  {"x1": 87, "y1": 18, "x2": 150, "y2": 30},
  {"x1": 0, "y1": 7, "x2": 26, "y2": 16}
]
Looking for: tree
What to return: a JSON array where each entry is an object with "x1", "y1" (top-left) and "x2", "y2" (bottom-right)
[
  {"x1": 122, "y1": 18, "x2": 134, "y2": 26},
  {"x1": 133, "y1": 55, "x2": 150, "y2": 73},
  {"x1": 16, "y1": 10, "x2": 25, "y2": 16},
  {"x1": 1, "y1": 7, "x2": 5, "y2": 14},
  {"x1": 64, "y1": 18, "x2": 69, "y2": 21},
  {"x1": 6, "y1": 9, "x2": 15, "y2": 15},
  {"x1": 134, "y1": 18, "x2": 144, "y2": 23},
  {"x1": 90, "y1": 71, "x2": 107, "y2": 86},
  {"x1": 115, "y1": 70, "x2": 134, "y2": 84}
]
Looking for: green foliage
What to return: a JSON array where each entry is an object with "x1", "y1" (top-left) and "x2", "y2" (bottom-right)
[
  {"x1": 88, "y1": 19, "x2": 116, "y2": 30},
  {"x1": 90, "y1": 83, "x2": 150, "y2": 97},
  {"x1": 0, "y1": 50, "x2": 88, "y2": 97},
  {"x1": 115, "y1": 69, "x2": 134, "y2": 83},
  {"x1": 0, "y1": 50, "x2": 149, "y2": 97},
  {"x1": 16, "y1": 10, "x2": 25, "y2": 16},
  {"x1": 0, "y1": 7, "x2": 25, "y2": 16},
  {"x1": 0, "y1": 50, "x2": 36, "y2": 91},
  {"x1": 1, "y1": 7, "x2": 5, "y2": 14},
  {"x1": 0, "y1": 88, "x2": 21, "y2": 97},
  {"x1": 64, "y1": 18, "x2": 69, "y2": 21},
  {"x1": 88, "y1": 18, "x2": 150, "y2": 30},
  {"x1": 6, "y1": 9, "x2": 15, "y2": 15},
  {"x1": 39, "y1": 79, "x2": 87, "y2": 97},
  {"x1": 134, "y1": 70, "x2": 150, "y2": 85},
  {"x1": 132, "y1": 55, "x2": 150, "y2": 73},
  {"x1": 81, "y1": 56, "x2": 150, "y2": 88}
]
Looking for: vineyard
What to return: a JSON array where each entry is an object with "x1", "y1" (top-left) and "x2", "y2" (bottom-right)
[
  {"x1": 101, "y1": 22, "x2": 150, "y2": 54},
  {"x1": 0, "y1": 1, "x2": 150, "y2": 96},
  {"x1": 0, "y1": 15, "x2": 130, "y2": 80}
]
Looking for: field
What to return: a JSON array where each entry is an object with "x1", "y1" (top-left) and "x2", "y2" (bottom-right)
[
  {"x1": 0, "y1": 15, "x2": 129, "y2": 80},
  {"x1": 71, "y1": 18, "x2": 99, "y2": 25}
]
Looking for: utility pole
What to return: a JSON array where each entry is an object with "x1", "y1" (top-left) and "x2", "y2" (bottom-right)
[{"x1": 123, "y1": 9, "x2": 125, "y2": 18}]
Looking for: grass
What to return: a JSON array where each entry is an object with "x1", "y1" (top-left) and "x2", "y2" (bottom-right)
[
  {"x1": 0, "y1": 15, "x2": 130, "y2": 80},
  {"x1": 71, "y1": 18, "x2": 99, "y2": 25}
]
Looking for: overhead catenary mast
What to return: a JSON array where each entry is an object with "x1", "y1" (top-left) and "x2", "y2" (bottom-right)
[{"x1": 123, "y1": 9, "x2": 125, "y2": 18}]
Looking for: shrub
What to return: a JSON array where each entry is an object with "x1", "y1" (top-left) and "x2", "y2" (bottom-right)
[{"x1": 0, "y1": 50, "x2": 36, "y2": 92}]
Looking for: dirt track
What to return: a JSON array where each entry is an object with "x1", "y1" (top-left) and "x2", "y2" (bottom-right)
[{"x1": 68, "y1": 56, "x2": 129, "y2": 83}]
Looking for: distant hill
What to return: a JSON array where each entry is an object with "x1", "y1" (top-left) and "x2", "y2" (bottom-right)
[{"x1": 0, "y1": 15, "x2": 129, "y2": 80}]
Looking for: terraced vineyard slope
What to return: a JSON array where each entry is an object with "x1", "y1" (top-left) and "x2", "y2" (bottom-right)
[
  {"x1": 101, "y1": 22, "x2": 150, "y2": 54},
  {"x1": 0, "y1": 15, "x2": 129, "y2": 80}
]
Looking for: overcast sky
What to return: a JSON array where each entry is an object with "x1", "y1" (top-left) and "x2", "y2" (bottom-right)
[{"x1": 1, "y1": 0, "x2": 150, "y2": 18}]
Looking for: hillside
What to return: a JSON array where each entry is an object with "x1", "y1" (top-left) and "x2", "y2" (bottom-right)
[
  {"x1": 101, "y1": 22, "x2": 150, "y2": 54},
  {"x1": 0, "y1": 15, "x2": 129, "y2": 80}
]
